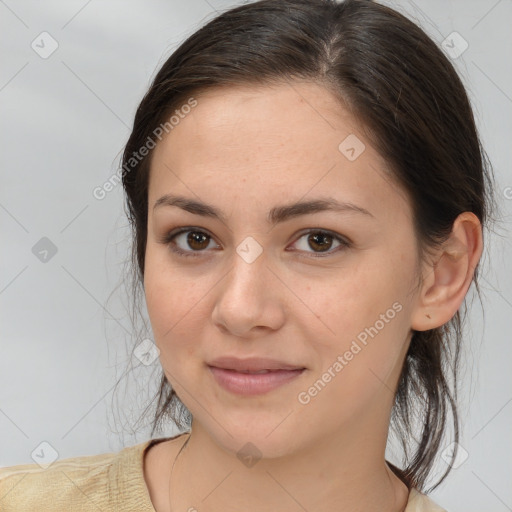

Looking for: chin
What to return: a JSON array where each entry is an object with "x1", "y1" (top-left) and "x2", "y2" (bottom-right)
[{"x1": 194, "y1": 414, "x2": 308, "y2": 461}]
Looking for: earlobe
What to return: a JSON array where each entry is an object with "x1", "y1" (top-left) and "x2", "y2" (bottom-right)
[{"x1": 411, "y1": 212, "x2": 483, "y2": 332}]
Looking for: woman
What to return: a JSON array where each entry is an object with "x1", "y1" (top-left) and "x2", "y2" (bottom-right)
[{"x1": 0, "y1": 0, "x2": 496, "y2": 510}]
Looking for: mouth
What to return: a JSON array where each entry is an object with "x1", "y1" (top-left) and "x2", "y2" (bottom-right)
[
  {"x1": 222, "y1": 369, "x2": 286, "y2": 374},
  {"x1": 207, "y1": 361, "x2": 306, "y2": 396},
  {"x1": 207, "y1": 356, "x2": 305, "y2": 373}
]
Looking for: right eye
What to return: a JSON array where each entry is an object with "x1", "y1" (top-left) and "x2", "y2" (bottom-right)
[{"x1": 161, "y1": 227, "x2": 220, "y2": 258}]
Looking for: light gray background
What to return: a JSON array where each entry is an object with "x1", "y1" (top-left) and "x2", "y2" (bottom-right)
[{"x1": 1, "y1": 1, "x2": 511, "y2": 510}]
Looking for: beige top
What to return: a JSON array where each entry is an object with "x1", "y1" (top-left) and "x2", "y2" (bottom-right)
[{"x1": 0, "y1": 433, "x2": 447, "y2": 511}]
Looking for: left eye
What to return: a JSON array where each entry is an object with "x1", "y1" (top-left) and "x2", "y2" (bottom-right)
[
  {"x1": 289, "y1": 230, "x2": 350, "y2": 257},
  {"x1": 161, "y1": 228, "x2": 350, "y2": 258}
]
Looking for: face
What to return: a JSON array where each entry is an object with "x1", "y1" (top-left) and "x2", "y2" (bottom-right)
[{"x1": 144, "y1": 81, "x2": 422, "y2": 457}]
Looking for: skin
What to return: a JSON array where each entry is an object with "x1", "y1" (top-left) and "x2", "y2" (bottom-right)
[{"x1": 142, "y1": 81, "x2": 483, "y2": 512}]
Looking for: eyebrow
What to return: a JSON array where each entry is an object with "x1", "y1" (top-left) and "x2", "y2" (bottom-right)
[{"x1": 152, "y1": 194, "x2": 375, "y2": 225}]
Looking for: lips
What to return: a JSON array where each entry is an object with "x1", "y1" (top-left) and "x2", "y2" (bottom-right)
[
  {"x1": 206, "y1": 356, "x2": 307, "y2": 395},
  {"x1": 208, "y1": 366, "x2": 305, "y2": 395}
]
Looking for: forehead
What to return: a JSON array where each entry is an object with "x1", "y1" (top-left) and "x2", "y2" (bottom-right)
[
  {"x1": 148, "y1": 82, "x2": 410, "y2": 224},
  {"x1": 153, "y1": 82, "x2": 362, "y2": 165}
]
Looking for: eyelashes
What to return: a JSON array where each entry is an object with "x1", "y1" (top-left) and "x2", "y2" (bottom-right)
[
  {"x1": 162, "y1": 228, "x2": 218, "y2": 258},
  {"x1": 159, "y1": 227, "x2": 351, "y2": 259}
]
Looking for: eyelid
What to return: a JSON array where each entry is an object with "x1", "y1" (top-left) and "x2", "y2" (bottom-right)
[
  {"x1": 287, "y1": 228, "x2": 351, "y2": 258},
  {"x1": 159, "y1": 226, "x2": 220, "y2": 258}
]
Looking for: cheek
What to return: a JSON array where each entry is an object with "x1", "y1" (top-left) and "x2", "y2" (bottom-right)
[
  {"x1": 295, "y1": 252, "x2": 412, "y2": 376},
  {"x1": 294, "y1": 264, "x2": 394, "y2": 344},
  {"x1": 295, "y1": 282, "x2": 409, "y2": 422},
  {"x1": 143, "y1": 250, "x2": 207, "y2": 357},
  {"x1": 145, "y1": 278, "x2": 208, "y2": 387}
]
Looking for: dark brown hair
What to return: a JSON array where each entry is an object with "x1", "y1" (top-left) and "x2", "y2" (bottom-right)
[{"x1": 121, "y1": 0, "x2": 497, "y2": 493}]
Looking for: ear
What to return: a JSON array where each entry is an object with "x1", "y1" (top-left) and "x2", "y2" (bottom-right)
[{"x1": 411, "y1": 212, "x2": 483, "y2": 331}]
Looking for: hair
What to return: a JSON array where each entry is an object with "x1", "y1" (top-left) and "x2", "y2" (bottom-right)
[{"x1": 120, "y1": 0, "x2": 497, "y2": 494}]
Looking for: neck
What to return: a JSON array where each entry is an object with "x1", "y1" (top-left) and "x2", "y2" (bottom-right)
[{"x1": 170, "y1": 407, "x2": 409, "y2": 512}]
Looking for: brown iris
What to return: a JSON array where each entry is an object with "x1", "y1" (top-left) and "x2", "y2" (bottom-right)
[
  {"x1": 307, "y1": 232, "x2": 333, "y2": 252},
  {"x1": 187, "y1": 231, "x2": 210, "y2": 250}
]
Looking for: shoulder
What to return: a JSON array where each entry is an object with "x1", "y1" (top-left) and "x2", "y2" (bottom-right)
[
  {"x1": 405, "y1": 488, "x2": 448, "y2": 511},
  {"x1": 0, "y1": 448, "x2": 125, "y2": 511},
  {"x1": 0, "y1": 436, "x2": 178, "y2": 512}
]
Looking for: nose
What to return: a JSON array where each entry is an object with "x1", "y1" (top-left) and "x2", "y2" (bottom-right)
[{"x1": 211, "y1": 249, "x2": 286, "y2": 338}]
